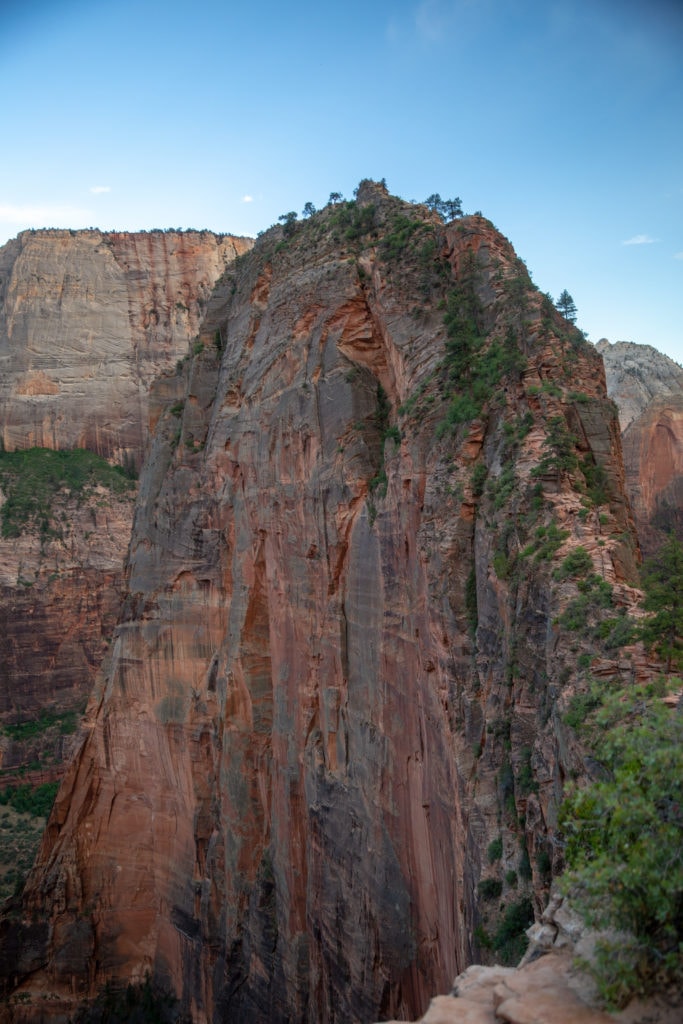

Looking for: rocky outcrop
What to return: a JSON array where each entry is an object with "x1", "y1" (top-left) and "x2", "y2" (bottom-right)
[
  {"x1": 0, "y1": 186, "x2": 645, "y2": 1023},
  {"x1": 597, "y1": 340, "x2": 683, "y2": 555},
  {"x1": 0, "y1": 228, "x2": 253, "y2": 465},
  {"x1": 379, "y1": 895, "x2": 682, "y2": 1024}
]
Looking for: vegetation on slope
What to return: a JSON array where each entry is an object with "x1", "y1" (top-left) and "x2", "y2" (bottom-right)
[
  {"x1": 559, "y1": 536, "x2": 683, "y2": 1006},
  {"x1": 0, "y1": 446, "x2": 136, "y2": 539}
]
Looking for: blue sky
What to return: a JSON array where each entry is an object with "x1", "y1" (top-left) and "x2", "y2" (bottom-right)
[{"x1": 1, "y1": 0, "x2": 682, "y2": 363}]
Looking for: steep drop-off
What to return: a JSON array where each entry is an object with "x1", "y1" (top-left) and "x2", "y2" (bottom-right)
[
  {"x1": 0, "y1": 230, "x2": 251, "y2": 785},
  {"x1": 1, "y1": 185, "x2": 644, "y2": 1023},
  {"x1": 597, "y1": 339, "x2": 683, "y2": 555}
]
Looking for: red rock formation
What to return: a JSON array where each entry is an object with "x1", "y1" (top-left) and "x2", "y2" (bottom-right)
[
  {"x1": 597, "y1": 340, "x2": 683, "y2": 556},
  {"x1": 0, "y1": 186, "x2": 643, "y2": 1023}
]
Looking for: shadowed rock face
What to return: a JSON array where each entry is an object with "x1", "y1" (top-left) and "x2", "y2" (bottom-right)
[
  {"x1": 0, "y1": 187, "x2": 643, "y2": 1023},
  {"x1": 597, "y1": 340, "x2": 683, "y2": 556}
]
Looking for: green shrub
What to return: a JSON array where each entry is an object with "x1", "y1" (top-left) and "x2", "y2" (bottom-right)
[
  {"x1": 492, "y1": 897, "x2": 534, "y2": 964},
  {"x1": 554, "y1": 546, "x2": 593, "y2": 581},
  {"x1": 0, "y1": 782, "x2": 59, "y2": 818},
  {"x1": 487, "y1": 837, "x2": 503, "y2": 863},
  {"x1": 559, "y1": 690, "x2": 683, "y2": 1005},
  {"x1": 478, "y1": 877, "x2": 503, "y2": 900},
  {"x1": 470, "y1": 463, "x2": 487, "y2": 498}
]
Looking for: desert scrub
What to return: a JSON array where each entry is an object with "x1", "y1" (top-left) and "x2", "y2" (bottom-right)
[{"x1": 0, "y1": 447, "x2": 135, "y2": 538}]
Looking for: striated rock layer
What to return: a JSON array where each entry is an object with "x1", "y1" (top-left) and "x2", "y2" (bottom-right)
[
  {"x1": 0, "y1": 185, "x2": 644, "y2": 1023},
  {"x1": 0, "y1": 228, "x2": 253, "y2": 466},
  {"x1": 597, "y1": 339, "x2": 683, "y2": 555}
]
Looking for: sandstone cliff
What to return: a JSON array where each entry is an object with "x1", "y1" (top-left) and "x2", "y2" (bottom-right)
[
  {"x1": 597, "y1": 340, "x2": 683, "y2": 555},
  {"x1": 0, "y1": 228, "x2": 253, "y2": 465},
  {"x1": 0, "y1": 185, "x2": 646, "y2": 1023},
  {"x1": 0, "y1": 230, "x2": 251, "y2": 789}
]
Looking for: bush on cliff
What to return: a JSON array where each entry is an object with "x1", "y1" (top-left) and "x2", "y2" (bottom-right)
[
  {"x1": 0, "y1": 447, "x2": 134, "y2": 538},
  {"x1": 559, "y1": 683, "x2": 683, "y2": 1006}
]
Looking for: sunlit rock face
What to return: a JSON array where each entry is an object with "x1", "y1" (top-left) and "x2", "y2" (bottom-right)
[
  {"x1": 597, "y1": 339, "x2": 683, "y2": 555},
  {"x1": 0, "y1": 228, "x2": 253, "y2": 464},
  {"x1": 0, "y1": 186, "x2": 643, "y2": 1024}
]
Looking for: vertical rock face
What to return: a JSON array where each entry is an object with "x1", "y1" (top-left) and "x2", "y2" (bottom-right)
[
  {"x1": 597, "y1": 339, "x2": 683, "y2": 555},
  {"x1": 1, "y1": 187, "x2": 643, "y2": 1023},
  {"x1": 0, "y1": 229, "x2": 252, "y2": 776},
  {"x1": 0, "y1": 228, "x2": 253, "y2": 464}
]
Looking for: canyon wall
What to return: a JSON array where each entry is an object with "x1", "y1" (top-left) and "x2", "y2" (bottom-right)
[
  {"x1": 0, "y1": 184, "x2": 646, "y2": 1023},
  {"x1": 597, "y1": 339, "x2": 683, "y2": 556},
  {"x1": 0, "y1": 229, "x2": 251, "y2": 777},
  {"x1": 0, "y1": 228, "x2": 253, "y2": 465}
]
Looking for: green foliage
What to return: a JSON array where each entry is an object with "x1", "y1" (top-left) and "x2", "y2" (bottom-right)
[
  {"x1": 559, "y1": 694, "x2": 683, "y2": 1005},
  {"x1": 278, "y1": 211, "x2": 298, "y2": 237},
  {"x1": 380, "y1": 213, "x2": 425, "y2": 259},
  {"x1": 478, "y1": 877, "x2": 503, "y2": 900},
  {"x1": 0, "y1": 447, "x2": 135, "y2": 538},
  {"x1": 424, "y1": 194, "x2": 463, "y2": 220},
  {"x1": 487, "y1": 836, "x2": 503, "y2": 863},
  {"x1": 0, "y1": 781, "x2": 59, "y2": 818},
  {"x1": 521, "y1": 521, "x2": 569, "y2": 562},
  {"x1": 2, "y1": 707, "x2": 80, "y2": 740},
  {"x1": 639, "y1": 534, "x2": 683, "y2": 671},
  {"x1": 505, "y1": 869, "x2": 518, "y2": 888},
  {"x1": 535, "y1": 848, "x2": 552, "y2": 883},
  {"x1": 532, "y1": 415, "x2": 578, "y2": 480},
  {"x1": 553, "y1": 546, "x2": 593, "y2": 581},
  {"x1": 492, "y1": 897, "x2": 534, "y2": 965},
  {"x1": 517, "y1": 747, "x2": 538, "y2": 795},
  {"x1": 558, "y1": 574, "x2": 613, "y2": 632},
  {"x1": 564, "y1": 685, "x2": 602, "y2": 730},
  {"x1": 556, "y1": 289, "x2": 578, "y2": 324},
  {"x1": 330, "y1": 201, "x2": 378, "y2": 245},
  {"x1": 439, "y1": 296, "x2": 526, "y2": 434},
  {"x1": 581, "y1": 454, "x2": 609, "y2": 506},
  {"x1": 470, "y1": 463, "x2": 487, "y2": 498},
  {"x1": 594, "y1": 610, "x2": 637, "y2": 650},
  {"x1": 487, "y1": 465, "x2": 516, "y2": 511}
]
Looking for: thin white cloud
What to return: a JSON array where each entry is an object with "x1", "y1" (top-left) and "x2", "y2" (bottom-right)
[
  {"x1": 89, "y1": 185, "x2": 111, "y2": 194},
  {"x1": 241, "y1": 195, "x2": 253, "y2": 203},
  {"x1": 622, "y1": 234, "x2": 657, "y2": 246},
  {"x1": 0, "y1": 203, "x2": 93, "y2": 225},
  {"x1": 674, "y1": 252, "x2": 683, "y2": 261}
]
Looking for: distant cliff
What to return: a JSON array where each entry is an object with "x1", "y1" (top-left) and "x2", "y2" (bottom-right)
[
  {"x1": 0, "y1": 183, "x2": 649, "y2": 1024},
  {"x1": 597, "y1": 339, "x2": 683, "y2": 555},
  {"x1": 0, "y1": 229, "x2": 251, "y2": 787},
  {"x1": 0, "y1": 228, "x2": 253, "y2": 464}
]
